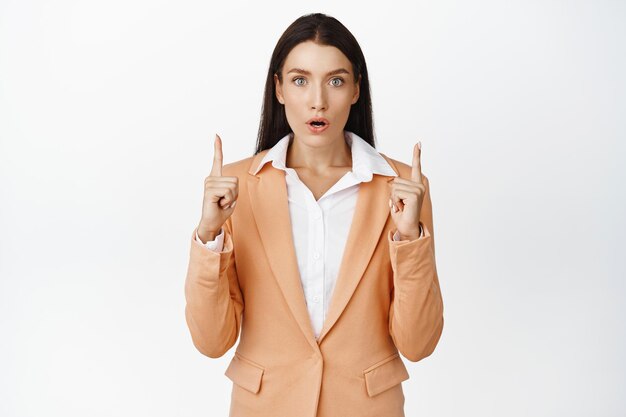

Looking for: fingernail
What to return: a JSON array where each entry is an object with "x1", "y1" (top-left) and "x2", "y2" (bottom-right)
[
  {"x1": 388, "y1": 198, "x2": 392, "y2": 208},
  {"x1": 230, "y1": 201, "x2": 237, "y2": 209},
  {"x1": 392, "y1": 204, "x2": 398, "y2": 213}
]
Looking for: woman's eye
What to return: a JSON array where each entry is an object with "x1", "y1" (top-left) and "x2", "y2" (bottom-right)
[{"x1": 292, "y1": 77, "x2": 344, "y2": 87}]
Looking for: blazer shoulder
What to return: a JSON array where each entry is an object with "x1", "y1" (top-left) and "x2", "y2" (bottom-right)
[
  {"x1": 379, "y1": 152, "x2": 429, "y2": 184},
  {"x1": 222, "y1": 153, "x2": 262, "y2": 177}
]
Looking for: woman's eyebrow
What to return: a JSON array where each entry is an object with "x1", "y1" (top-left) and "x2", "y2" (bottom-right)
[{"x1": 286, "y1": 68, "x2": 350, "y2": 76}]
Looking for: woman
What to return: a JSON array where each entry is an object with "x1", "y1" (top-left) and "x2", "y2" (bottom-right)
[{"x1": 184, "y1": 12, "x2": 444, "y2": 417}]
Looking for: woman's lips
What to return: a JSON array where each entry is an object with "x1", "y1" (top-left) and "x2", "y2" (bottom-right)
[
  {"x1": 306, "y1": 119, "x2": 330, "y2": 134},
  {"x1": 306, "y1": 122, "x2": 330, "y2": 134}
]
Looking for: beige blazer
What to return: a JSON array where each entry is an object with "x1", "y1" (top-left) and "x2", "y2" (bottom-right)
[{"x1": 184, "y1": 149, "x2": 444, "y2": 417}]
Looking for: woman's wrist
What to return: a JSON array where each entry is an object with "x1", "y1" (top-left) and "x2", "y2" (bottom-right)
[{"x1": 197, "y1": 224, "x2": 221, "y2": 242}]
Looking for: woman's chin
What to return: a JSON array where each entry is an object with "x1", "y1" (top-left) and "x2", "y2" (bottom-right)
[{"x1": 293, "y1": 130, "x2": 346, "y2": 148}]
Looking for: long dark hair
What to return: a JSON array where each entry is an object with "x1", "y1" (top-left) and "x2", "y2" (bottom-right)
[{"x1": 254, "y1": 13, "x2": 376, "y2": 155}]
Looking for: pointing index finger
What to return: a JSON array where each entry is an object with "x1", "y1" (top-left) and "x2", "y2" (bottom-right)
[
  {"x1": 210, "y1": 133, "x2": 223, "y2": 177},
  {"x1": 411, "y1": 141, "x2": 422, "y2": 183}
]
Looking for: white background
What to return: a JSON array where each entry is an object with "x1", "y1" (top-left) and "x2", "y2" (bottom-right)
[{"x1": 1, "y1": 1, "x2": 624, "y2": 416}]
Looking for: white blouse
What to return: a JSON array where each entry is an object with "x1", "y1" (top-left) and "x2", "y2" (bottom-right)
[{"x1": 195, "y1": 130, "x2": 424, "y2": 339}]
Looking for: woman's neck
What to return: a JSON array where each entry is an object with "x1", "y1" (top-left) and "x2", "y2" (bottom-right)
[{"x1": 286, "y1": 132, "x2": 352, "y2": 173}]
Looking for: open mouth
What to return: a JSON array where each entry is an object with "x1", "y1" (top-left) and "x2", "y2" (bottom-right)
[
  {"x1": 307, "y1": 117, "x2": 330, "y2": 127},
  {"x1": 306, "y1": 118, "x2": 330, "y2": 133}
]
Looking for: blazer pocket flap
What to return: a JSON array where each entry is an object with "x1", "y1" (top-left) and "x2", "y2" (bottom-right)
[
  {"x1": 363, "y1": 353, "x2": 409, "y2": 397},
  {"x1": 224, "y1": 353, "x2": 265, "y2": 394}
]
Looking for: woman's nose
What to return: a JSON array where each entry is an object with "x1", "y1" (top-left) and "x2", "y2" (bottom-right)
[{"x1": 309, "y1": 85, "x2": 327, "y2": 110}]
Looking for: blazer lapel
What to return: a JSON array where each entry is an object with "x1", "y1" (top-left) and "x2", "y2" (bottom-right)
[
  {"x1": 247, "y1": 156, "x2": 320, "y2": 352},
  {"x1": 316, "y1": 172, "x2": 395, "y2": 343},
  {"x1": 247, "y1": 151, "x2": 399, "y2": 347}
]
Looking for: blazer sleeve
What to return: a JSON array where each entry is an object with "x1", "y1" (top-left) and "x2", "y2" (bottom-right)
[
  {"x1": 387, "y1": 175, "x2": 444, "y2": 362},
  {"x1": 184, "y1": 217, "x2": 243, "y2": 358}
]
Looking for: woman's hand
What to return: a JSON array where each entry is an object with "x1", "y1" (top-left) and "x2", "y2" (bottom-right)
[
  {"x1": 197, "y1": 134, "x2": 239, "y2": 241},
  {"x1": 388, "y1": 141, "x2": 425, "y2": 241}
]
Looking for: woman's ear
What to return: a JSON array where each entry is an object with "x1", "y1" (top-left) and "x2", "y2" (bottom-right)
[
  {"x1": 274, "y1": 73, "x2": 285, "y2": 104},
  {"x1": 352, "y1": 74, "x2": 361, "y2": 104}
]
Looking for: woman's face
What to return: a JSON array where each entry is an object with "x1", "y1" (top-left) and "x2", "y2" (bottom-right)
[{"x1": 274, "y1": 41, "x2": 361, "y2": 146}]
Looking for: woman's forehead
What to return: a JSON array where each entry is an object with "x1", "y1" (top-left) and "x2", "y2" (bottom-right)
[{"x1": 283, "y1": 41, "x2": 352, "y2": 75}]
